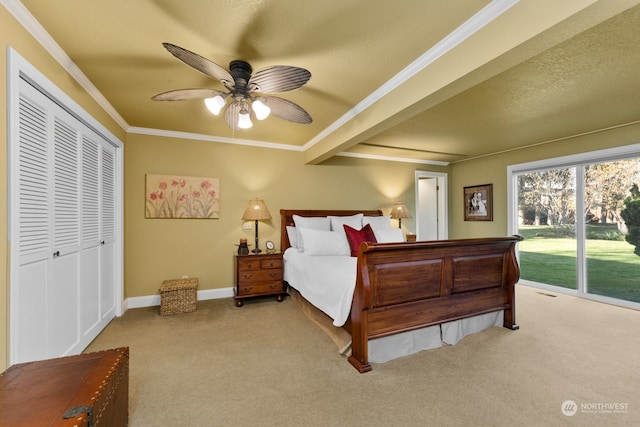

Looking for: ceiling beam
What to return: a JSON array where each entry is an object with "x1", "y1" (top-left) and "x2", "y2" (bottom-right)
[{"x1": 303, "y1": 0, "x2": 636, "y2": 165}]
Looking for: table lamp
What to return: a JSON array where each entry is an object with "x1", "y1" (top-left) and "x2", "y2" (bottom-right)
[
  {"x1": 390, "y1": 202, "x2": 411, "y2": 229},
  {"x1": 242, "y1": 198, "x2": 272, "y2": 254}
]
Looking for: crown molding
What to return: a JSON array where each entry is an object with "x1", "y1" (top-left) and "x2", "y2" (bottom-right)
[
  {"x1": 2, "y1": 0, "x2": 129, "y2": 130},
  {"x1": 128, "y1": 127, "x2": 304, "y2": 151},
  {"x1": 336, "y1": 151, "x2": 449, "y2": 166},
  {"x1": 3, "y1": 0, "x2": 513, "y2": 164},
  {"x1": 303, "y1": 0, "x2": 519, "y2": 150}
]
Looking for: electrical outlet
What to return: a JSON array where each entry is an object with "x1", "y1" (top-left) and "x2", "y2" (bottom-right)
[{"x1": 243, "y1": 221, "x2": 252, "y2": 230}]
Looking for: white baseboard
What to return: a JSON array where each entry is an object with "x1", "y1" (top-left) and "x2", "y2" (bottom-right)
[{"x1": 122, "y1": 287, "x2": 235, "y2": 312}]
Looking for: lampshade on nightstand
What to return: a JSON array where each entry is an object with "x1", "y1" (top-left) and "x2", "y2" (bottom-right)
[
  {"x1": 390, "y1": 202, "x2": 411, "y2": 229},
  {"x1": 242, "y1": 199, "x2": 272, "y2": 253}
]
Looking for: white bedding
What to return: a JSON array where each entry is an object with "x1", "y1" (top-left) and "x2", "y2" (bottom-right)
[
  {"x1": 283, "y1": 245, "x2": 503, "y2": 363},
  {"x1": 283, "y1": 247, "x2": 356, "y2": 326}
]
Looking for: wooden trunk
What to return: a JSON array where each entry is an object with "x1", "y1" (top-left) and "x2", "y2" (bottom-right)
[{"x1": 0, "y1": 347, "x2": 129, "y2": 426}]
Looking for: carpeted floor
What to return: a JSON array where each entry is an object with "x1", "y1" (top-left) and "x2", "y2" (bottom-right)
[{"x1": 85, "y1": 285, "x2": 640, "y2": 426}]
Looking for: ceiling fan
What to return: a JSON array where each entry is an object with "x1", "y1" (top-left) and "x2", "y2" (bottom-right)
[{"x1": 152, "y1": 43, "x2": 312, "y2": 130}]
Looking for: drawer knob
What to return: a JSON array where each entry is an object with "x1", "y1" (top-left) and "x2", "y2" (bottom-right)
[{"x1": 243, "y1": 274, "x2": 253, "y2": 279}]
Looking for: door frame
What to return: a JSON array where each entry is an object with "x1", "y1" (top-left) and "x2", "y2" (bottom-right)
[
  {"x1": 414, "y1": 171, "x2": 448, "y2": 240},
  {"x1": 7, "y1": 47, "x2": 124, "y2": 364}
]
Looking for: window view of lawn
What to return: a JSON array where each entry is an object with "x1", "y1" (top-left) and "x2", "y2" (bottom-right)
[
  {"x1": 518, "y1": 225, "x2": 640, "y2": 303},
  {"x1": 516, "y1": 159, "x2": 640, "y2": 307}
]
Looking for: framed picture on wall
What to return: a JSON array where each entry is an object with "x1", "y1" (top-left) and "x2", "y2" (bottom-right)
[
  {"x1": 464, "y1": 184, "x2": 493, "y2": 221},
  {"x1": 145, "y1": 174, "x2": 220, "y2": 219}
]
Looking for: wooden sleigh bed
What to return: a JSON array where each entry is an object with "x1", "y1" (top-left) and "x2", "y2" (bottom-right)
[{"x1": 280, "y1": 209, "x2": 523, "y2": 373}]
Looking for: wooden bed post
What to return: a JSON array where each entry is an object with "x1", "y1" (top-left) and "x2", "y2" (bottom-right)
[
  {"x1": 503, "y1": 241, "x2": 521, "y2": 330},
  {"x1": 348, "y1": 246, "x2": 373, "y2": 373},
  {"x1": 348, "y1": 311, "x2": 371, "y2": 373}
]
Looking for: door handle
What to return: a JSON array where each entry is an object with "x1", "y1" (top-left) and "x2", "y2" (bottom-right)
[{"x1": 53, "y1": 250, "x2": 60, "y2": 257}]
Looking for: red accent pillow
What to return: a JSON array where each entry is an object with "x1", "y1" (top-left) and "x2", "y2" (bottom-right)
[{"x1": 343, "y1": 223, "x2": 377, "y2": 257}]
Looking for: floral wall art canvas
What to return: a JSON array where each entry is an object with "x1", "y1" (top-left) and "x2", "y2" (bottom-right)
[{"x1": 145, "y1": 174, "x2": 220, "y2": 219}]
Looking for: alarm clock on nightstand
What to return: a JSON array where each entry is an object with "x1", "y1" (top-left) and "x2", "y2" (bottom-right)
[{"x1": 265, "y1": 240, "x2": 275, "y2": 254}]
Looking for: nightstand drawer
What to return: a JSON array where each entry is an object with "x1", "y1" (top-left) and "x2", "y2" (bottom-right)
[
  {"x1": 261, "y1": 258, "x2": 282, "y2": 269},
  {"x1": 238, "y1": 258, "x2": 282, "y2": 271},
  {"x1": 234, "y1": 253, "x2": 285, "y2": 307},
  {"x1": 238, "y1": 269, "x2": 282, "y2": 283},
  {"x1": 237, "y1": 281, "x2": 284, "y2": 296}
]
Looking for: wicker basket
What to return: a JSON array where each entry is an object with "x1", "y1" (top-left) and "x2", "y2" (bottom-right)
[{"x1": 159, "y1": 278, "x2": 198, "y2": 316}]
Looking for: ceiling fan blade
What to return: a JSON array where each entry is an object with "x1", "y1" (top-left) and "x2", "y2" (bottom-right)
[
  {"x1": 262, "y1": 96, "x2": 312, "y2": 124},
  {"x1": 224, "y1": 101, "x2": 241, "y2": 131},
  {"x1": 248, "y1": 66, "x2": 311, "y2": 94},
  {"x1": 151, "y1": 88, "x2": 226, "y2": 101},
  {"x1": 162, "y1": 43, "x2": 234, "y2": 90}
]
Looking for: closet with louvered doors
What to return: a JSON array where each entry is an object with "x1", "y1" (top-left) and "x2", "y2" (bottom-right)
[{"x1": 10, "y1": 74, "x2": 118, "y2": 364}]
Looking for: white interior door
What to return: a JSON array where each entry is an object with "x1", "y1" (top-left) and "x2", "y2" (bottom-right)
[
  {"x1": 9, "y1": 48, "x2": 122, "y2": 365},
  {"x1": 13, "y1": 88, "x2": 49, "y2": 360},
  {"x1": 50, "y1": 111, "x2": 83, "y2": 357},
  {"x1": 99, "y1": 143, "x2": 117, "y2": 323},
  {"x1": 415, "y1": 171, "x2": 448, "y2": 240},
  {"x1": 80, "y1": 132, "x2": 102, "y2": 344}
]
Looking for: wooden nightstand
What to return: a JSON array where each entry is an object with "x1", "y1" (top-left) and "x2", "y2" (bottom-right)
[{"x1": 235, "y1": 252, "x2": 286, "y2": 307}]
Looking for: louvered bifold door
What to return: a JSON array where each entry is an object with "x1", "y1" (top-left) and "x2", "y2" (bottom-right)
[
  {"x1": 48, "y1": 104, "x2": 82, "y2": 358},
  {"x1": 100, "y1": 142, "x2": 117, "y2": 321},
  {"x1": 80, "y1": 131, "x2": 102, "y2": 344},
  {"x1": 12, "y1": 76, "x2": 117, "y2": 363},
  {"x1": 15, "y1": 83, "x2": 50, "y2": 362},
  {"x1": 15, "y1": 80, "x2": 82, "y2": 361}
]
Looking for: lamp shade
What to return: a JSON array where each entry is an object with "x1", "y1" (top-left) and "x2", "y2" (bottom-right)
[
  {"x1": 237, "y1": 108, "x2": 253, "y2": 129},
  {"x1": 252, "y1": 99, "x2": 271, "y2": 120},
  {"x1": 242, "y1": 199, "x2": 272, "y2": 221},
  {"x1": 390, "y1": 202, "x2": 411, "y2": 220},
  {"x1": 204, "y1": 95, "x2": 226, "y2": 115}
]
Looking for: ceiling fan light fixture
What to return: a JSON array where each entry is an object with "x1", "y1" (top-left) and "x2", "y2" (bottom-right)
[
  {"x1": 252, "y1": 99, "x2": 271, "y2": 120},
  {"x1": 204, "y1": 95, "x2": 226, "y2": 115},
  {"x1": 237, "y1": 104, "x2": 253, "y2": 129},
  {"x1": 154, "y1": 44, "x2": 313, "y2": 130}
]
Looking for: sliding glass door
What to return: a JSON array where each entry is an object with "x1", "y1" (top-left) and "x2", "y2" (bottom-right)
[
  {"x1": 517, "y1": 168, "x2": 577, "y2": 290},
  {"x1": 584, "y1": 159, "x2": 640, "y2": 303},
  {"x1": 510, "y1": 151, "x2": 640, "y2": 308}
]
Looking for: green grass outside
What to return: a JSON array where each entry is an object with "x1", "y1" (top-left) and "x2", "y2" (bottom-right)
[{"x1": 518, "y1": 225, "x2": 640, "y2": 303}]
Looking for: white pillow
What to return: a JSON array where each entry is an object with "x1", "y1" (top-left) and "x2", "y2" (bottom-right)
[
  {"x1": 298, "y1": 228, "x2": 350, "y2": 256},
  {"x1": 292, "y1": 215, "x2": 331, "y2": 252},
  {"x1": 286, "y1": 226, "x2": 298, "y2": 248},
  {"x1": 374, "y1": 228, "x2": 404, "y2": 243},
  {"x1": 363, "y1": 215, "x2": 391, "y2": 232},
  {"x1": 328, "y1": 213, "x2": 363, "y2": 231}
]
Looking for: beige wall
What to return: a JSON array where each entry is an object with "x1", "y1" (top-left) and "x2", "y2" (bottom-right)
[
  {"x1": 125, "y1": 132, "x2": 446, "y2": 297},
  {"x1": 0, "y1": 1, "x2": 445, "y2": 367},
  {"x1": 449, "y1": 123, "x2": 640, "y2": 239},
  {"x1": 3, "y1": 2, "x2": 640, "y2": 373},
  {"x1": 0, "y1": 7, "x2": 125, "y2": 369}
]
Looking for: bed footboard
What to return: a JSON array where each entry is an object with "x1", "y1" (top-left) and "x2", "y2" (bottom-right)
[{"x1": 348, "y1": 236, "x2": 523, "y2": 373}]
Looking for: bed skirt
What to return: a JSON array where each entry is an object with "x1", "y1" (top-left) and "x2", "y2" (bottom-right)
[{"x1": 289, "y1": 288, "x2": 503, "y2": 363}]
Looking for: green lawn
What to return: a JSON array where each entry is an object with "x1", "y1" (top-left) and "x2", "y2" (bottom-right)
[{"x1": 518, "y1": 225, "x2": 640, "y2": 303}]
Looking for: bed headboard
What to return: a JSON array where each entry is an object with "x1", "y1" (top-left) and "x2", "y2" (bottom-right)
[{"x1": 280, "y1": 209, "x2": 383, "y2": 251}]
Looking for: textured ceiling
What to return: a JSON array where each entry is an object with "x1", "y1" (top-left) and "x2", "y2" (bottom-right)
[{"x1": 14, "y1": 0, "x2": 640, "y2": 165}]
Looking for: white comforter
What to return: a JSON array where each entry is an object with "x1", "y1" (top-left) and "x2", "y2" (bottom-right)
[
  {"x1": 283, "y1": 247, "x2": 503, "y2": 363},
  {"x1": 283, "y1": 248, "x2": 356, "y2": 326}
]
